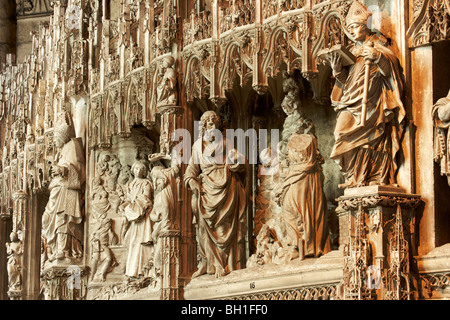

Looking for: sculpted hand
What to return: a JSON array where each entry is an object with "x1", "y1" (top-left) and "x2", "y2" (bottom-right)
[
  {"x1": 362, "y1": 43, "x2": 379, "y2": 61},
  {"x1": 189, "y1": 179, "x2": 201, "y2": 196},
  {"x1": 330, "y1": 52, "x2": 343, "y2": 74},
  {"x1": 51, "y1": 165, "x2": 64, "y2": 177},
  {"x1": 228, "y1": 148, "x2": 240, "y2": 163},
  {"x1": 227, "y1": 148, "x2": 245, "y2": 166}
]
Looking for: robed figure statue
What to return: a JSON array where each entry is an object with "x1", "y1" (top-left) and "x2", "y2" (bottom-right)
[{"x1": 329, "y1": 0, "x2": 406, "y2": 188}]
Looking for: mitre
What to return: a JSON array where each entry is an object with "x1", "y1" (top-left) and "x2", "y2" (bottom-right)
[
  {"x1": 346, "y1": 0, "x2": 372, "y2": 27},
  {"x1": 151, "y1": 166, "x2": 167, "y2": 181},
  {"x1": 54, "y1": 111, "x2": 76, "y2": 142}
]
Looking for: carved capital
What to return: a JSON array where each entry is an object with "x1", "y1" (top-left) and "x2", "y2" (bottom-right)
[
  {"x1": 12, "y1": 191, "x2": 29, "y2": 201},
  {"x1": 336, "y1": 186, "x2": 422, "y2": 213}
]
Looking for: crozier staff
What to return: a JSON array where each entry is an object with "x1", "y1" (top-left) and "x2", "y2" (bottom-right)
[{"x1": 329, "y1": 0, "x2": 406, "y2": 188}]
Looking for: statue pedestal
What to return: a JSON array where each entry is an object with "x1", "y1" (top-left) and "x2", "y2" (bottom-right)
[
  {"x1": 41, "y1": 265, "x2": 89, "y2": 300},
  {"x1": 336, "y1": 185, "x2": 421, "y2": 300}
]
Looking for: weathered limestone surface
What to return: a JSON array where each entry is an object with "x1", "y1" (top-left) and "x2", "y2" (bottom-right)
[
  {"x1": 416, "y1": 244, "x2": 450, "y2": 300},
  {"x1": 184, "y1": 250, "x2": 344, "y2": 300},
  {"x1": 0, "y1": 0, "x2": 449, "y2": 301}
]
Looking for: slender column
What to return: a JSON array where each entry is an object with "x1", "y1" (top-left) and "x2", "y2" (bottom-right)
[
  {"x1": 209, "y1": 0, "x2": 226, "y2": 108},
  {"x1": 152, "y1": 104, "x2": 183, "y2": 299},
  {"x1": 7, "y1": 191, "x2": 28, "y2": 300},
  {"x1": 252, "y1": 0, "x2": 268, "y2": 95}
]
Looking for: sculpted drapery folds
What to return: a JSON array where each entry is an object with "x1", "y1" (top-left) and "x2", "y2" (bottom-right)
[
  {"x1": 253, "y1": 147, "x2": 280, "y2": 239},
  {"x1": 184, "y1": 111, "x2": 248, "y2": 278},
  {"x1": 156, "y1": 55, "x2": 177, "y2": 108},
  {"x1": 279, "y1": 133, "x2": 331, "y2": 258},
  {"x1": 121, "y1": 160, "x2": 154, "y2": 279},
  {"x1": 90, "y1": 218, "x2": 118, "y2": 282},
  {"x1": 6, "y1": 232, "x2": 23, "y2": 291},
  {"x1": 329, "y1": 0, "x2": 406, "y2": 188},
  {"x1": 41, "y1": 111, "x2": 85, "y2": 263},
  {"x1": 278, "y1": 73, "x2": 314, "y2": 168},
  {"x1": 150, "y1": 163, "x2": 179, "y2": 274},
  {"x1": 432, "y1": 90, "x2": 450, "y2": 185}
]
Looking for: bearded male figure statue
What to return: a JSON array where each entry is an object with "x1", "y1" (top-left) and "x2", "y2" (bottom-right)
[{"x1": 184, "y1": 110, "x2": 248, "y2": 278}]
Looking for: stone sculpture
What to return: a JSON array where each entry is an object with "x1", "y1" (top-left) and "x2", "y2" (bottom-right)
[
  {"x1": 432, "y1": 90, "x2": 450, "y2": 185},
  {"x1": 249, "y1": 71, "x2": 331, "y2": 266},
  {"x1": 116, "y1": 164, "x2": 134, "y2": 244},
  {"x1": 278, "y1": 72, "x2": 314, "y2": 168},
  {"x1": 6, "y1": 231, "x2": 23, "y2": 292},
  {"x1": 149, "y1": 164, "x2": 178, "y2": 276},
  {"x1": 120, "y1": 160, "x2": 154, "y2": 279},
  {"x1": 90, "y1": 218, "x2": 118, "y2": 282},
  {"x1": 41, "y1": 111, "x2": 85, "y2": 263},
  {"x1": 246, "y1": 224, "x2": 275, "y2": 268},
  {"x1": 156, "y1": 55, "x2": 177, "y2": 107},
  {"x1": 277, "y1": 133, "x2": 330, "y2": 259},
  {"x1": 184, "y1": 110, "x2": 248, "y2": 278},
  {"x1": 329, "y1": 0, "x2": 405, "y2": 188},
  {"x1": 96, "y1": 153, "x2": 110, "y2": 176},
  {"x1": 105, "y1": 154, "x2": 121, "y2": 192},
  {"x1": 117, "y1": 164, "x2": 134, "y2": 197},
  {"x1": 91, "y1": 176, "x2": 110, "y2": 220},
  {"x1": 253, "y1": 147, "x2": 280, "y2": 239}
]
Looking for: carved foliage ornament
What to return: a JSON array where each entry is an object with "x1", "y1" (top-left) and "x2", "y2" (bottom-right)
[{"x1": 407, "y1": 0, "x2": 450, "y2": 47}]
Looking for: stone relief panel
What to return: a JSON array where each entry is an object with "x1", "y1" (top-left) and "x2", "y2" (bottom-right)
[
  {"x1": 87, "y1": 134, "x2": 185, "y2": 299},
  {"x1": 86, "y1": 125, "x2": 163, "y2": 289},
  {"x1": 6, "y1": 231, "x2": 23, "y2": 300},
  {"x1": 248, "y1": 72, "x2": 330, "y2": 268},
  {"x1": 0, "y1": 0, "x2": 438, "y2": 302}
]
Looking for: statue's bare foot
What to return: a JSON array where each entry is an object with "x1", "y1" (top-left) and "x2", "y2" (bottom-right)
[
  {"x1": 214, "y1": 267, "x2": 226, "y2": 279},
  {"x1": 192, "y1": 262, "x2": 207, "y2": 278}
]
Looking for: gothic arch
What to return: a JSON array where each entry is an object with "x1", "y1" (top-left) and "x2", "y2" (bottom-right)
[{"x1": 312, "y1": 11, "x2": 349, "y2": 57}]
